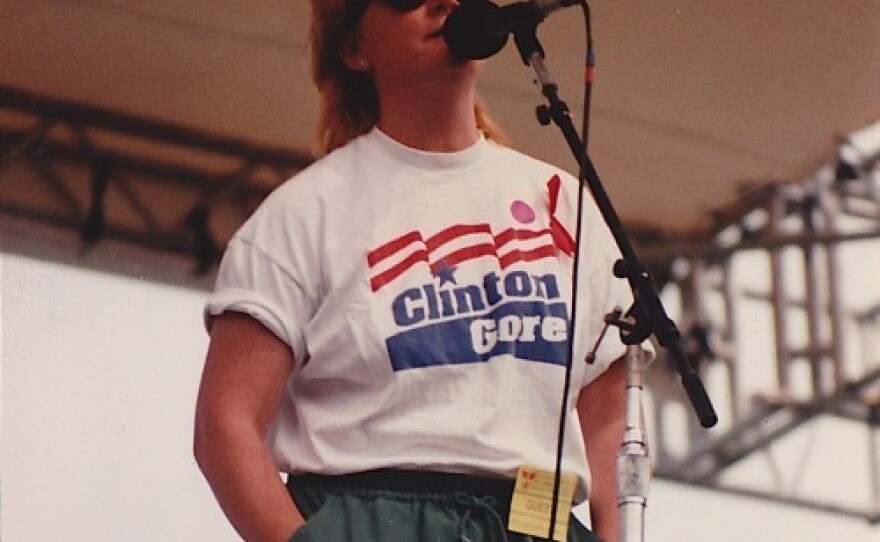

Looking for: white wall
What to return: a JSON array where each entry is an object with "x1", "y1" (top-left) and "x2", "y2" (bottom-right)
[{"x1": 2, "y1": 253, "x2": 238, "y2": 541}]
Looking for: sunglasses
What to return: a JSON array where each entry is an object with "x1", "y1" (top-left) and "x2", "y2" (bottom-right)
[{"x1": 347, "y1": 0, "x2": 430, "y2": 26}]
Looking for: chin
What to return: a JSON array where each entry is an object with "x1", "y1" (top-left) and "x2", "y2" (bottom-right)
[{"x1": 445, "y1": 54, "x2": 485, "y2": 73}]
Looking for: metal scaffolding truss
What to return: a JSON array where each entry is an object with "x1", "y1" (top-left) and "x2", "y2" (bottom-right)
[
  {"x1": 645, "y1": 121, "x2": 880, "y2": 522},
  {"x1": 0, "y1": 85, "x2": 311, "y2": 275}
]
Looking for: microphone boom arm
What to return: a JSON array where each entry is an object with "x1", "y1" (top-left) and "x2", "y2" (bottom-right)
[{"x1": 511, "y1": 18, "x2": 718, "y2": 430}]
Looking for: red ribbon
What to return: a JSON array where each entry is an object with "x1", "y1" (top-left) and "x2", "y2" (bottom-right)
[{"x1": 547, "y1": 174, "x2": 576, "y2": 256}]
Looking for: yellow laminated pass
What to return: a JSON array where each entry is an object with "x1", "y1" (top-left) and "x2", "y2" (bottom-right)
[{"x1": 508, "y1": 466, "x2": 577, "y2": 541}]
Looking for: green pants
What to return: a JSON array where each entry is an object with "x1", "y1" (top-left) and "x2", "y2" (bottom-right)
[{"x1": 286, "y1": 470, "x2": 604, "y2": 542}]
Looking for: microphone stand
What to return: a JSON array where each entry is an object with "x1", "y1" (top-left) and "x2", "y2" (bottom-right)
[
  {"x1": 618, "y1": 343, "x2": 651, "y2": 542},
  {"x1": 508, "y1": 20, "x2": 718, "y2": 542}
]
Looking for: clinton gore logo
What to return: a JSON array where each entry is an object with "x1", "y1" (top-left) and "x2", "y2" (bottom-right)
[{"x1": 366, "y1": 175, "x2": 576, "y2": 372}]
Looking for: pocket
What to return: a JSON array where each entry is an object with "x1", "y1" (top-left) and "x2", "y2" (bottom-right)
[
  {"x1": 568, "y1": 514, "x2": 604, "y2": 542},
  {"x1": 289, "y1": 495, "x2": 344, "y2": 542}
]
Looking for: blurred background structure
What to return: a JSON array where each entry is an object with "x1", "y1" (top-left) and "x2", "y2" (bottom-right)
[
  {"x1": 2, "y1": 0, "x2": 879, "y2": 538},
  {"x1": 646, "y1": 119, "x2": 880, "y2": 522}
]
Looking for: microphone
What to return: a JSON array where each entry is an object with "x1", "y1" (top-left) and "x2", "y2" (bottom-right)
[{"x1": 443, "y1": 0, "x2": 581, "y2": 60}]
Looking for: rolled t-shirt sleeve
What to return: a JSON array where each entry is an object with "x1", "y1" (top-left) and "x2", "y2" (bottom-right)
[
  {"x1": 579, "y1": 206, "x2": 640, "y2": 385},
  {"x1": 204, "y1": 235, "x2": 314, "y2": 365}
]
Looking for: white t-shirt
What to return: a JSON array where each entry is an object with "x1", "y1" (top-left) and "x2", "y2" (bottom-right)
[{"x1": 205, "y1": 128, "x2": 639, "y2": 503}]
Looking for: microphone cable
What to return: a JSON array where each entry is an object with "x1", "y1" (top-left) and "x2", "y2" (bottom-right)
[
  {"x1": 581, "y1": 0, "x2": 595, "y2": 153},
  {"x1": 547, "y1": 2, "x2": 597, "y2": 539}
]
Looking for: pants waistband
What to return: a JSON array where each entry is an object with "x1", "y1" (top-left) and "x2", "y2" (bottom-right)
[{"x1": 287, "y1": 469, "x2": 516, "y2": 502}]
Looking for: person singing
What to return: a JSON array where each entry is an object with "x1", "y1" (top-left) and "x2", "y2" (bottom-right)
[{"x1": 194, "y1": 1, "x2": 641, "y2": 540}]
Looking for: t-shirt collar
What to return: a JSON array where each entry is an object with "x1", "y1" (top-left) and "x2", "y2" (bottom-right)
[{"x1": 364, "y1": 127, "x2": 488, "y2": 171}]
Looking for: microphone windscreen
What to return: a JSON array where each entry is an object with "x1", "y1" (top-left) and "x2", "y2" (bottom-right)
[{"x1": 443, "y1": 0, "x2": 509, "y2": 60}]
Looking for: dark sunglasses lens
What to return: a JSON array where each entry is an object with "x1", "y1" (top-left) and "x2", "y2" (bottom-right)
[
  {"x1": 348, "y1": 0, "x2": 427, "y2": 26},
  {"x1": 383, "y1": 0, "x2": 427, "y2": 12}
]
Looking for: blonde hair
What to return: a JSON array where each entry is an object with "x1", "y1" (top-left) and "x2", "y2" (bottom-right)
[{"x1": 308, "y1": 0, "x2": 508, "y2": 156}]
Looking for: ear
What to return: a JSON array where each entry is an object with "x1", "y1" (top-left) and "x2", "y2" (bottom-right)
[{"x1": 341, "y1": 35, "x2": 370, "y2": 72}]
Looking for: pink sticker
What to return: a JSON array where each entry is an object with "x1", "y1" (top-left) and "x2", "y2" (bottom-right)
[{"x1": 510, "y1": 200, "x2": 536, "y2": 224}]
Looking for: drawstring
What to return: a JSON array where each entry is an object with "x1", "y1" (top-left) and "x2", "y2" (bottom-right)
[{"x1": 453, "y1": 492, "x2": 510, "y2": 542}]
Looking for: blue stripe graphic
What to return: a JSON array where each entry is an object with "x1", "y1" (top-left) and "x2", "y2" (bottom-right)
[{"x1": 386, "y1": 301, "x2": 569, "y2": 371}]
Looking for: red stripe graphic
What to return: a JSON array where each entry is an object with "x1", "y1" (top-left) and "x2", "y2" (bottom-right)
[
  {"x1": 367, "y1": 175, "x2": 577, "y2": 291},
  {"x1": 368, "y1": 224, "x2": 495, "y2": 291},
  {"x1": 431, "y1": 243, "x2": 499, "y2": 272},
  {"x1": 426, "y1": 224, "x2": 492, "y2": 252},
  {"x1": 499, "y1": 245, "x2": 558, "y2": 269},
  {"x1": 369, "y1": 235, "x2": 562, "y2": 292},
  {"x1": 495, "y1": 227, "x2": 553, "y2": 249},
  {"x1": 367, "y1": 231, "x2": 423, "y2": 267},
  {"x1": 369, "y1": 248, "x2": 429, "y2": 292}
]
